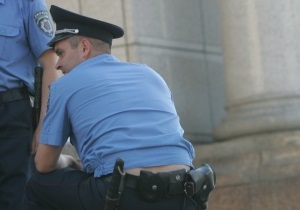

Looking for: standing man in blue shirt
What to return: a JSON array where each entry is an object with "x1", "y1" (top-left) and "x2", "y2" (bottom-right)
[
  {"x1": 0, "y1": 0, "x2": 58, "y2": 209},
  {"x1": 26, "y1": 5, "x2": 215, "y2": 210}
]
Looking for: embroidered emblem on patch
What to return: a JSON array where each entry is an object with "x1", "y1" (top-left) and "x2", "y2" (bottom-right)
[{"x1": 33, "y1": 10, "x2": 53, "y2": 36}]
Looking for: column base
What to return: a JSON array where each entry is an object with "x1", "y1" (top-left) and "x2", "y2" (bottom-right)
[{"x1": 213, "y1": 97, "x2": 300, "y2": 140}]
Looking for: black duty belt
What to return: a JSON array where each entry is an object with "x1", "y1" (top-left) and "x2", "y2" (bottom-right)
[
  {"x1": 0, "y1": 88, "x2": 29, "y2": 104},
  {"x1": 103, "y1": 161, "x2": 216, "y2": 209},
  {"x1": 100, "y1": 169, "x2": 187, "y2": 202},
  {"x1": 102, "y1": 163, "x2": 216, "y2": 208}
]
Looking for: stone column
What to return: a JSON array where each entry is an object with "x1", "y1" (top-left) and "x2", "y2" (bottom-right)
[{"x1": 213, "y1": 0, "x2": 300, "y2": 140}]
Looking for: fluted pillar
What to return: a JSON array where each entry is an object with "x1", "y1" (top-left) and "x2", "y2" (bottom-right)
[{"x1": 214, "y1": 0, "x2": 300, "y2": 140}]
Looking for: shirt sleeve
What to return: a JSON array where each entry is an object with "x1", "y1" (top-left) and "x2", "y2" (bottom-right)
[
  {"x1": 40, "y1": 83, "x2": 71, "y2": 146},
  {"x1": 22, "y1": 0, "x2": 54, "y2": 58}
]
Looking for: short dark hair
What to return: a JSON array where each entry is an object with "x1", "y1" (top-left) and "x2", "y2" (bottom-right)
[{"x1": 68, "y1": 35, "x2": 111, "y2": 54}]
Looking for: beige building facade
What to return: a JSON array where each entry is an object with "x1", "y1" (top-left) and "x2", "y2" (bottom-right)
[{"x1": 46, "y1": 0, "x2": 300, "y2": 209}]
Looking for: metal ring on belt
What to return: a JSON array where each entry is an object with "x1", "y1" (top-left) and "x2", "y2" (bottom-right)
[{"x1": 0, "y1": 88, "x2": 29, "y2": 104}]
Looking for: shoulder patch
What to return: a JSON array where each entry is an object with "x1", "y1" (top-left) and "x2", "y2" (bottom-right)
[{"x1": 33, "y1": 10, "x2": 53, "y2": 37}]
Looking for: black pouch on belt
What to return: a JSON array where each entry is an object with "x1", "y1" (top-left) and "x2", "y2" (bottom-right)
[
  {"x1": 137, "y1": 169, "x2": 187, "y2": 202},
  {"x1": 167, "y1": 169, "x2": 186, "y2": 196},
  {"x1": 138, "y1": 170, "x2": 169, "y2": 202}
]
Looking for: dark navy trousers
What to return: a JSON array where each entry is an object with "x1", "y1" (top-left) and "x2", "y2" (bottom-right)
[
  {"x1": 26, "y1": 167, "x2": 197, "y2": 210},
  {"x1": 0, "y1": 99, "x2": 32, "y2": 210}
]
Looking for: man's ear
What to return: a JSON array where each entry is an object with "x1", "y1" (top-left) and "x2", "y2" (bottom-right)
[{"x1": 81, "y1": 38, "x2": 91, "y2": 57}]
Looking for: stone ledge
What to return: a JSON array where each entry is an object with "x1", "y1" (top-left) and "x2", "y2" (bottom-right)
[
  {"x1": 194, "y1": 130, "x2": 300, "y2": 187},
  {"x1": 194, "y1": 130, "x2": 300, "y2": 210},
  {"x1": 208, "y1": 176, "x2": 300, "y2": 210}
]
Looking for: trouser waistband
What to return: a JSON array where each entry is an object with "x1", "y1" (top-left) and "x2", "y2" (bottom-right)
[{"x1": 0, "y1": 88, "x2": 29, "y2": 104}]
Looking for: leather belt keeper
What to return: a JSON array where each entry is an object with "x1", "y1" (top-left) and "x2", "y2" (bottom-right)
[{"x1": 0, "y1": 88, "x2": 29, "y2": 104}]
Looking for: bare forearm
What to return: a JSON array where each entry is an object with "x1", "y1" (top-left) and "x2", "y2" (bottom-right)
[
  {"x1": 31, "y1": 50, "x2": 59, "y2": 154},
  {"x1": 39, "y1": 50, "x2": 60, "y2": 123}
]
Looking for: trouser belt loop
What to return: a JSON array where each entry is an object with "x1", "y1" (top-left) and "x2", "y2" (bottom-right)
[{"x1": 0, "y1": 88, "x2": 29, "y2": 104}]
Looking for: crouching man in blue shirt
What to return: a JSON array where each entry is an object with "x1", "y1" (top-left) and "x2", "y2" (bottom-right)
[{"x1": 26, "y1": 5, "x2": 215, "y2": 210}]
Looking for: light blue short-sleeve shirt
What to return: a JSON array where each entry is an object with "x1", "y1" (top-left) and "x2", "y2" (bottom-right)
[
  {"x1": 41, "y1": 54, "x2": 195, "y2": 177},
  {"x1": 0, "y1": 0, "x2": 54, "y2": 92}
]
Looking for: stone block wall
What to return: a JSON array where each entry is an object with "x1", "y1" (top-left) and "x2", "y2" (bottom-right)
[{"x1": 195, "y1": 130, "x2": 300, "y2": 210}]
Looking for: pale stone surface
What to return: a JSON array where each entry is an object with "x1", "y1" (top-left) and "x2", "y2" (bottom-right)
[
  {"x1": 195, "y1": 130, "x2": 300, "y2": 210},
  {"x1": 209, "y1": 185, "x2": 252, "y2": 210},
  {"x1": 206, "y1": 55, "x2": 226, "y2": 130},
  {"x1": 46, "y1": 0, "x2": 80, "y2": 15},
  {"x1": 202, "y1": 0, "x2": 222, "y2": 50},
  {"x1": 208, "y1": 175, "x2": 300, "y2": 210},
  {"x1": 214, "y1": 0, "x2": 300, "y2": 140},
  {"x1": 249, "y1": 182, "x2": 275, "y2": 210},
  {"x1": 196, "y1": 130, "x2": 300, "y2": 177},
  {"x1": 274, "y1": 178, "x2": 300, "y2": 210},
  {"x1": 130, "y1": 0, "x2": 203, "y2": 44}
]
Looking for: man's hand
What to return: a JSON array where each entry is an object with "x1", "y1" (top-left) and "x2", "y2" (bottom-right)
[{"x1": 58, "y1": 154, "x2": 83, "y2": 171}]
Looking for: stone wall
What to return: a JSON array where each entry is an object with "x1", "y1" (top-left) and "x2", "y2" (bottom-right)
[{"x1": 195, "y1": 130, "x2": 300, "y2": 210}]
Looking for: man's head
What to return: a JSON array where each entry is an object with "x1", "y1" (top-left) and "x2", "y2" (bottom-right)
[{"x1": 48, "y1": 5, "x2": 124, "y2": 74}]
